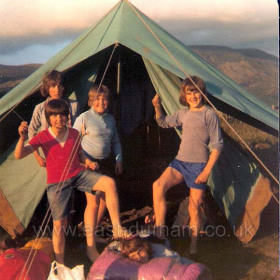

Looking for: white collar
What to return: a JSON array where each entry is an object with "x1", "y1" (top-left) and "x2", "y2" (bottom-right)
[{"x1": 48, "y1": 127, "x2": 69, "y2": 147}]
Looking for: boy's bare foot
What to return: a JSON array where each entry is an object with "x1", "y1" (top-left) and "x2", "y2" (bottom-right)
[
  {"x1": 144, "y1": 212, "x2": 155, "y2": 224},
  {"x1": 55, "y1": 253, "x2": 65, "y2": 265},
  {"x1": 112, "y1": 226, "x2": 131, "y2": 240},
  {"x1": 87, "y1": 246, "x2": 100, "y2": 262},
  {"x1": 189, "y1": 236, "x2": 198, "y2": 255},
  {"x1": 154, "y1": 226, "x2": 166, "y2": 240}
]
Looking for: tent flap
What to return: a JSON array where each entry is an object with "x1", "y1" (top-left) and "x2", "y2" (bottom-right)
[{"x1": 0, "y1": 189, "x2": 25, "y2": 238}]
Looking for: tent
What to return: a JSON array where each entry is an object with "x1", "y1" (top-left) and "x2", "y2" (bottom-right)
[{"x1": 0, "y1": 0, "x2": 277, "y2": 241}]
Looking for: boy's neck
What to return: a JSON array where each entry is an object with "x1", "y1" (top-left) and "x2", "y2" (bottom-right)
[
  {"x1": 50, "y1": 126, "x2": 67, "y2": 138},
  {"x1": 189, "y1": 105, "x2": 205, "y2": 111}
]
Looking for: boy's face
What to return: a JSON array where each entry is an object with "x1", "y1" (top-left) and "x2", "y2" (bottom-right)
[
  {"x1": 49, "y1": 114, "x2": 68, "y2": 131},
  {"x1": 128, "y1": 247, "x2": 149, "y2": 263},
  {"x1": 88, "y1": 92, "x2": 95, "y2": 107},
  {"x1": 49, "y1": 83, "x2": 64, "y2": 100},
  {"x1": 184, "y1": 86, "x2": 203, "y2": 110},
  {"x1": 92, "y1": 94, "x2": 109, "y2": 115}
]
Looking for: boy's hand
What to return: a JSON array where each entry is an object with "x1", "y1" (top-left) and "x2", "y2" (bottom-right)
[
  {"x1": 152, "y1": 94, "x2": 161, "y2": 108},
  {"x1": 18, "y1": 121, "x2": 28, "y2": 140},
  {"x1": 85, "y1": 160, "x2": 99, "y2": 171},
  {"x1": 115, "y1": 161, "x2": 123, "y2": 176},
  {"x1": 35, "y1": 154, "x2": 46, "y2": 167},
  {"x1": 195, "y1": 169, "x2": 210, "y2": 184}
]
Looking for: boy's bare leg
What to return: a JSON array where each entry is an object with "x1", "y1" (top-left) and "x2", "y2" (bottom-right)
[
  {"x1": 153, "y1": 167, "x2": 184, "y2": 239},
  {"x1": 92, "y1": 176, "x2": 129, "y2": 238},
  {"x1": 188, "y1": 188, "x2": 204, "y2": 255},
  {"x1": 96, "y1": 193, "x2": 106, "y2": 225},
  {"x1": 84, "y1": 193, "x2": 100, "y2": 262},
  {"x1": 52, "y1": 217, "x2": 67, "y2": 264}
]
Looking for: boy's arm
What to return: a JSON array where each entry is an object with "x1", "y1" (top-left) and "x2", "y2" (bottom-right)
[
  {"x1": 111, "y1": 119, "x2": 123, "y2": 175},
  {"x1": 28, "y1": 104, "x2": 46, "y2": 166},
  {"x1": 15, "y1": 122, "x2": 35, "y2": 159},
  {"x1": 33, "y1": 150, "x2": 46, "y2": 167},
  {"x1": 152, "y1": 94, "x2": 164, "y2": 119},
  {"x1": 115, "y1": 161, "x2": 123, "y2": 176},
  {"x1": 152, "y1": 94, "x2": 182, "y2": 128},
  {"x1": 195, "y1": 149, "x2": 221, "y2": 184}
]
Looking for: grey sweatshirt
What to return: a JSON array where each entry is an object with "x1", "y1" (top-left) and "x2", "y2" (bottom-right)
[{"x1": 156, "y1": 106, "x2": 223, "y2": 163}]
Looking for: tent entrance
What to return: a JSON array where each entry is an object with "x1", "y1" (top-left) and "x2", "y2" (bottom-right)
[{"x1": 65, "y1": 44, "x2": 185, "y2": 210}]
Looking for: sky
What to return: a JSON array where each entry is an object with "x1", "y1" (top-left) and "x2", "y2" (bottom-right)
[{"x1": 0, "y1": 0, "x2": 278, "y2": 65}]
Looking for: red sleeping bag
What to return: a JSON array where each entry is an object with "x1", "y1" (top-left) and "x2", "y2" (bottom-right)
[
  {"x1": 86, "y1": 248, "x2": 212, "y2": 280},
  {"x1": 0, "y1": 248, "x2": 51, "y2": 280}
]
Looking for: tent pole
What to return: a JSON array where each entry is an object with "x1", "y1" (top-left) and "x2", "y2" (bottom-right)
[
  {"x1": 117, "y1": 55, "x2": 121, "y2": 95},
  {"x1": 158, "y1": 126, "x2": 161, "y2": 149},
  {"x1": 116, "y1": 47, "x2": 121, "y2": 125}
]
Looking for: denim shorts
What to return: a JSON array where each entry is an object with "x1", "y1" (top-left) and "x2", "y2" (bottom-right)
[
  {"x1": 169, "y1": 159, "x2": 207, "y2": 190},
  {"x1": 46, "y1": 170, "x2": 102, "y2": 220}
]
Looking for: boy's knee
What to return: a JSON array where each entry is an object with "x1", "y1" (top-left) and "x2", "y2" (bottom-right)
[
  {"x1": 105, "y1": 176, "x2": 116, "y2": 189},
  {"x1": 152, "y1": 180, "x2": 159, "y2": 191},
  {"x1": 153, "y1": 180, "x2": 165, "y2": 195},
  {"x1": 101, "y1": 176, "x2": 117, "y2": 193}
]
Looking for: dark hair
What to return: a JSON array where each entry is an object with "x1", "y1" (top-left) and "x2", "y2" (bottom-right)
[
  {"x1": 40, "y1": 70, "x2": 63, "y2": 98},
  {"x1": 119, "y1": 237, "x2": 152, "y2": 260},
  {"x1": 88, "y1": 84, "x2": 111, "y2": 107},
  {"x1": 45, "y1": 99, "x2": 69, "y2": 126},
  {"x1": 179, "y1": 76, "x2": 207, "y2": 106}
]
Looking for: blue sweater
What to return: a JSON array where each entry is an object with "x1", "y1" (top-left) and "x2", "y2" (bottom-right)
[{"x1": 73, "y1": 109, "x2": 122, "y2": 162}]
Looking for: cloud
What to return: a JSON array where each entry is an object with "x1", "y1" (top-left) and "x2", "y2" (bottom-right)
[
  {"x1": 0, "y1": 0, "x2": 278, "y2": 61},
  {"x1": 161, "y1": 17, "x2": 278, "y2": 46}
]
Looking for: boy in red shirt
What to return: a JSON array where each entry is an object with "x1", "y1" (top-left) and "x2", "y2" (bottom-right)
[{"x1": 15, "y1": 99, "x2": 129, "y2": 264}]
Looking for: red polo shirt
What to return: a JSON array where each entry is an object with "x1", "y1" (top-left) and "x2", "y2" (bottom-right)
[{"x1": 29, "y1": 128, "x2": 83, "y2": 184}]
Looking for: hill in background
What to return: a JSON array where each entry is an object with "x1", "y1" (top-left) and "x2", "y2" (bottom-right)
[
  {"x1": 189, "y1": 46, "x2": 278, "y2": 107},
  {"x1": 0, "y1": 46, "x2": 278, "y2": 107},
  {"x1": 0, "y1": 64, "x2": 41, "y2": 97}
]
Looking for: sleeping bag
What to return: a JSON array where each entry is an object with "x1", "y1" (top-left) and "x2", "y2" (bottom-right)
[{"x1": 86, "y1": 248, "x2": 212, "y2": 280}]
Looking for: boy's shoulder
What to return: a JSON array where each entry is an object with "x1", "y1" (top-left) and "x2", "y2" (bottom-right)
[
  {"x1": 63, "y1": 98, "x2": 78, "y2": 106},
  {"x1": 174, "y1": 108, "x2": 188, "y2": 114},
  {"x1": 33, "y1": 100, "x2": 46, "y2": 111},
  {"x1": 68, "y1": 127, "x2": 80, "y2": 136},
  {"x1": 105, "y1": 112, "x2": 115, "y2": 120},
  {"x1": 74, "y1": 109, "x2": 91, "y2": 122},
  {"x1": 36, "y1": 128, "x2": 49, "y2": 136},
  {"x1": 29, "y1": 128, "x2": 50, "y2": 143},
  {"x1": 32, "y1": 128, "x2": 78, "y2": 141},
  {"x1": 204, "y1": 105, "x2": 217, "y2": 117}
]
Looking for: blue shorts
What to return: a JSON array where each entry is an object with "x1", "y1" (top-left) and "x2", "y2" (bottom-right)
[
  {"x1": 46, "y1": 170, "x2": 102, "y2": 221},
  {"x1": 169, "y1": 159, "x2": 207, "y2": 190}
]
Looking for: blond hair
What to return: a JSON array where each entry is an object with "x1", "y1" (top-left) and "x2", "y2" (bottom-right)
[{"x1": 88, "y1": 84, "x2": 111, "y2": 107}]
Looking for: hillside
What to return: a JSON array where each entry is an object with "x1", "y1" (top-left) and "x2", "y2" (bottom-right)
[
  {"x1": 189, "y1": 45, "x2": 278, "y2": 107},
  {"x1": 0, "y1": 64, "x2": 41, "y2": 97},
  {"x1": 0, "y1": 46, "x2": 278, "y2": 106}
]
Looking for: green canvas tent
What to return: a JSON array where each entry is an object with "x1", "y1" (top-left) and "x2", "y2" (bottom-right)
[{"x1": 0, "y1": 0, "x2": 277, "y2": 241}]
